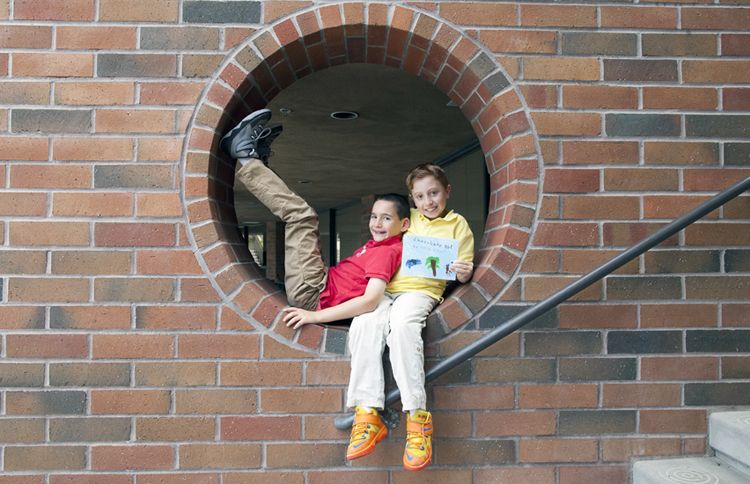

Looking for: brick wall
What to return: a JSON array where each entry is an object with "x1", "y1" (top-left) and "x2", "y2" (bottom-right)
[{"x1": 0, "y1": 0, "x2": 748, "y2": 482}]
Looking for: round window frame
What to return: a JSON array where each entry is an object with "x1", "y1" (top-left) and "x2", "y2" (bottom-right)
[{"x1": 181, "y1": 3, "x2": 541, "y2": 354}]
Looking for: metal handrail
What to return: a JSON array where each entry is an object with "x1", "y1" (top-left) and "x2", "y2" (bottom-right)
[{"x1": 334, "y1": 176, "x2": 750, "y2": 430}]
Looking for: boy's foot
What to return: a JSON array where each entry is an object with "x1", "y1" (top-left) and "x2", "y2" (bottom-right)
[
  {"x1": 256, "y1": 123, "x2": 283, "y2": 164},
  {"x1": 346, "y1": 406, "x2": 389, "y2": 460},
  {"x1": 403, "y1": 409, "x2": 433, "y2": 471},
  {"x1": 220, "y1": 108, "x2": 273, "y2": 159}
]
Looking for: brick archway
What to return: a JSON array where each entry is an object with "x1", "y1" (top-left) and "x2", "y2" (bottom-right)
[{"x1": 182, "y1": 3, "x2": 541, "y2": 354}]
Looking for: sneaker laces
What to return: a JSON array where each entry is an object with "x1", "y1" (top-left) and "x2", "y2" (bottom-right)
[
  {"x1": 350, "y1": 420, "x2": 371, "y2": 443},
  {"x1": 406, "y1": 428, "x2": 426, "y2": 451}
]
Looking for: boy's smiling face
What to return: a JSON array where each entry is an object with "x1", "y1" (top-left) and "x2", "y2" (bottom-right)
[
  {"x1": 369, "y1": 200, "x2": 409, "y2": 241},
  {"x1": 410, "y1": 175, "x2": 451, "y2": 220}
]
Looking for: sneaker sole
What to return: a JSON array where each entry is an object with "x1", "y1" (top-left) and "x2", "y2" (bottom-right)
[
  {"x1": 219, "y1": 108, "x2": 272, "y2": 156},
  {"x1": 346, "y1": 426, "x2": 388, "y2": 461},
  {"x1": 403, "y1": 453, "x2": 432, "y2": 471}
]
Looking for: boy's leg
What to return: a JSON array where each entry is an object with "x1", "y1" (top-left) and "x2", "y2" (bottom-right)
[
  {"x1": 386, "y1": 292, "x2": 437, "y2": 412},
  {"x1": 236, "y1": 159, "x2": 326, "y2": 310},
  {"x1": 226, "y1": 110, "x2": 325, "y2": 310},
  {"x1": 346, "y1": 294, "x2": 393, "y2": 409}
]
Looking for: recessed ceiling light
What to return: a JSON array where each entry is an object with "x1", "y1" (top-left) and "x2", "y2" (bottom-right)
[{"x1": 330, "y1": 111, "x2": 359, "y2": 120}]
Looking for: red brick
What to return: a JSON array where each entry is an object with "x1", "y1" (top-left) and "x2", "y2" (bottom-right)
[
  {"x1": 602, "y1": 438, "x2": 682, "y2": 462},
  {"x1": 533, "y1": 222, "x2": 599, "y2": 247},
  {"x1": 57, "y1": 26, "x2": 137, "y2": 50},
  {"x1": 91, "y1": 445, "x2": 173, "y2": 470},
  {"x1": 136, "y1": 193, "x2": 182, "y2": 217},
  {"x1": 91, "y1": 390, "x2": 171, "y2": 414},
  {"x1": 684, "y1": 168, "x2": 750, "y2": 191},
  {"x1": 181, "y1": 444, "x2": 261, "y2": 469},
  {"x1": 140, "y1": 82, "x2": 204, "y2": 105},
  {"x1": 54, "y1": 137, "x2": 133, "y2": 161},
  {"x1": 641, "y1": 356, "x2": 719, "y2": 381},
  {"x1": 261, "y1": 389, "x2": 342, "y2": 413},
  {"x1": 604, "y1": 168, "x2": 679, "y2": 192},
  {"x1": 476, "y1": 411, "x2": 556, "y2": 437},
  {"x1": 50, "y1": 306, "x2": 130, "y2": 330},
  {"x1": 476, "y1": 468, "x2": 556, "y2": 484},
  {"x1": 220, "y1": 362, "x2": 302, "y2": 387},
  {"x1": 181, "y1": 279, "x2": 220, "y2": 303},
  {"x1": 644, "y1": 87, "x2": 718, "y2": 110},
  {"x1": 136, "y1": 416, "x2": 214, "y2": 441},
  {"x1": 480, "y1": 30, "x2": 557, "y2": 54},
  {"x1": 724, "y1": 304, "x2": 750, "y2": 327},
  {"x1": 641, "y1": 304, "x2": 718, "y2": 328},
  {"x1": 136, "y1": 250, "x2": 202, "y2": 275},
  {"x1": 15, "y1": 0, "x2": 94, "y2": 20},
  {"x1": 221, "y1": 416, "x2": 301, "y2": 441},
  {"x1": 441, "y1": 2, "x2": 516, "y2": 26},
  {"x1": 544, "y1": 168, "x2": 599, "y2": 193},
  {"x1": 684, "y1": 60, "x2": 750, "y2": 83},
  {"x1": 525, "y1": 57, "x2": 599, "y2": 81},
  {"x1": 533, "y1": 112, "x2": 601, "y2": 136},
  {"x1": 563, "y1": 141, "x2": 639, "y2": 165},
  {"x1": 563, "y1": 195, "x2": 639, "y2": 220},
  {"x1": 136, "y1": 475, "x2": 219, "y2": 484},
  {"x1": 0, "y1": 192, "x2": 48, "y2": 216},
  {"x1": 95, "y1": 277, "x2": 175, "y2": 303},
  {"x1": 603, "y1": 383, "x2": 681, "y2": 407},
  {"x1": 560, "y1": 304, "x2": 637, "y2": 329},
  {"x1": 725, "y1": 88, "x2": 750, "y2": 111},
  {"x1": 645, "y1": 142, "x2": 719, "y2": 166},
  {"x1": 524, "y1": 276, "x2": 602, "y2": 302},
  {"x1": 520, "y1": 384, "x2": 598, "y2": 408},
  {"x1": 8, "y1": 278, "x2": 89, "y2": 303},
  {"x1": 305, "y1": 361, "x2": 349, "y2": 385},
  {"x1": 564, "y1": 85, "x2": 638, "y2": 109},
  {"x1": 93, "y1": 334, "x2": 175, "y2": 359},
  {"x1": 601, "y1": 6, "x2": 677, "y2": 29},
  {"x1": 135, "y1": 306, "x2": 216, "y2": 331},
  {"x1": 723, "y1": 34, "x2": 750, "y2": 56},
  {"x1": 50, "y1": 477, "x2": 131, "y2": 484},
  {"x1": 7, "y1": 334, "x2": 88, "y2": 359},
  {"x1": 682, "y1": 8, "x2": 750, "y2": 30},
  {"x1": 5, "y1": 446, "x2": 85, "y2": 471},
  {"x1": 434, "y1": 385, "x2": 514, "y2": 410},
  {"x1": 0, "y1": 307, "x2": 45, "y2": 330},
  {"x1": 175, "y1": 390, "x2": 257, "y2": 414},
  {"x1": 14, "y1": 53, "x2": 93, "y2": 77},
  {"x1": 56, "y1": 82, "x2": 134, "y2": 106},
  {"x1": 520, "y1": 439, "x2": 598, "y2": 463},
  {"x1": 559, "y1": 466, "x2": 628, "y2": 484},
  {"x1": 0, "y1": 137, "x2": 48, "y2": 161},
  {"x1": 96, "y1": 223, "x2": 175, "y2": 247},
  {"x1": 135, "y1": 362, "x2": 215, "y2": 387},
  {"x1": 11, "y1": 165, "x2": 90, "y2": 189},
  {"x1": 521, "y1": 5, "x2": 596, "y2": 27},
  {"x1": 0, "y1": 25, "x2": 52, "y2": 48},
  {"x1": 179, "y1": 334, "x2": 259, "y2": 358},
  {"x1": 99, "y1": 0, "x2": 179, "y2": 21},
  {"x1": 96, "y1": 109, "x2": 175, "y2": 133},
  {"x1": 641, "y1": 409, "x2": 707, "y2": 433},
  {"x1": 53, "y1": 193, "x2": 132, "y2": 217},
  {"x1": 561, "y1": 250, "x2": 639, "y2": 275}
]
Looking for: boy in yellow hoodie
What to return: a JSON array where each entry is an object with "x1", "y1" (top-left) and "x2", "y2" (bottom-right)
[{"x1": 345, "y1": 163, "x2": 474, "y2": 471}]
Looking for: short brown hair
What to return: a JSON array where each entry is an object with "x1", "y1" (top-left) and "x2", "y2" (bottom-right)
[{"x1": 405, "y1": 163, "x2": 450, "y2": 191}]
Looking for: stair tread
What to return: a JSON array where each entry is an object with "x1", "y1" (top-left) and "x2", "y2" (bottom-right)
[
  {"x1": 633, "y1": 457, "x2": 749, "y2": 484},
  {"x1": 710, "y1": 411, "x2": 750, "y2": 469}
]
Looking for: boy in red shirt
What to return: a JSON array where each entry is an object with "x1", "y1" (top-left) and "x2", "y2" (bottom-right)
[{"x1": 221, "y1": 108, "x2": 410, "y2": 325}]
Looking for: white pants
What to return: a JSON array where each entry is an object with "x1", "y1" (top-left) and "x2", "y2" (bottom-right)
[{"x1": 346, "y1": 292, "x2": 438, "y2": 412}]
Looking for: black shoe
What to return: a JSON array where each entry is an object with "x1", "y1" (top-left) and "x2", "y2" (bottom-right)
[
  {"x1": 256, "y1": 124, "x2": 283, "y2": 164},
  {"x1": 220, "y1": 108, "x2": 273, "y2": 159}
]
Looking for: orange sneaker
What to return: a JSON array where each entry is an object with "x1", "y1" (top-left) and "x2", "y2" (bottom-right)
[
  {"x1": 403, "y1": 409, "x2": 433, "y2": 471},
  {"x1": 346, "y1": 406, "x2": 389, "y2": 460}
]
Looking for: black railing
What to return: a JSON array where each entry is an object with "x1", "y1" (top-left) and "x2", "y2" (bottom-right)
[{"x1": 334, "y1": 175, "x2": 750, "y2": 430}]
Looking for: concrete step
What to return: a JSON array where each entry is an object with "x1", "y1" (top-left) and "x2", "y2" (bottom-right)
[
  {"x1": 710, "y1": 411, "x2": 750, "y2": 473},
  {"x1": 633, "y1": 457, "x2": 749, "y2": 484}
]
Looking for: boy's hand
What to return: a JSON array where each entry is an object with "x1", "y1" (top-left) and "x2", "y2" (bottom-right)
[
  {"x1": 450, "y1": 260, "x2": 474, "y2": 283},
  {"x1": 282, "y1": 307, "x2": 320, "y2": 330}
]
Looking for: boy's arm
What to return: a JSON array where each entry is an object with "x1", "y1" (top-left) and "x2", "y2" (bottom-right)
[{"x1": 283, "y1": 277, "x2": 387, "y2": 330}]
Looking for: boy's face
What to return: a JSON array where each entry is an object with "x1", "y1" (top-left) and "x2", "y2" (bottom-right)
[
  {"x1": 369, "y1": 200, "x2": 410, "y2": 241},
  {"x1": 410, "y1": 175, "x2": 451, "y2": 220}
]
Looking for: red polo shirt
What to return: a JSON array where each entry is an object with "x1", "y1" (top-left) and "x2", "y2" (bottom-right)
[{"x1": 318, "y1": 235, "x2": 403, "y2": 310}]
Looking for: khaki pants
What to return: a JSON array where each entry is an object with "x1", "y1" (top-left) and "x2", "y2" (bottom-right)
[
  {"x1": 346, "y1": 292, "x2": 438, "y2": 412},
  {"x1": 236, "y1": 159, "x2": 326, "y2": 310}
]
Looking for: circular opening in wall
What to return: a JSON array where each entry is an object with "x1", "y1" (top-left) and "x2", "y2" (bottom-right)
[{"x1": 330, "y1": 110, "x2": 359, "y2": 120}]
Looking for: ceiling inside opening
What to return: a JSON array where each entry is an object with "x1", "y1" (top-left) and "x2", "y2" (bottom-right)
[{"x1": 233, "y1": 63, "x2": 479, "y2": 224}]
